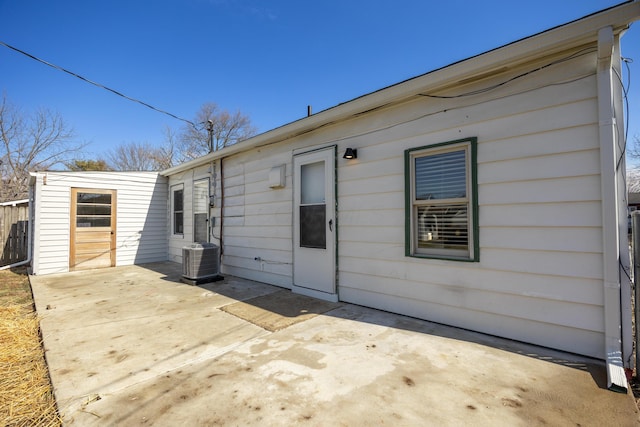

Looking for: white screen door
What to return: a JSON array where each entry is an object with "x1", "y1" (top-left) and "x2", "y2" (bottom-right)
[{"x1": 293, "y1": 146, "x2": 336, "y2": 300}]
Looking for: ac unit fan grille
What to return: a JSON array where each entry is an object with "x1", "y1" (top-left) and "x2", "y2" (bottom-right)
[{"x1": 182, "y1": 244, "x2": 220, "y2": 280}]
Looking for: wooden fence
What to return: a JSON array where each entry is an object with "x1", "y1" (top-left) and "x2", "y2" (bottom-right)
[{"x1": 0, "y1": 204, "x2": 29, "y2": 267}]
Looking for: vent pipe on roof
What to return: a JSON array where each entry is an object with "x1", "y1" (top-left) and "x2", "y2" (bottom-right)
[{"x1": 307, "y1": 105, "x2": 312, "y2": 117}]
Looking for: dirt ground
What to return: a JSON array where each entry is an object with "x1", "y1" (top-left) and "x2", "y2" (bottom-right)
[{"x1": 0, "y1": 267, "x2": 60, "y2": 427}]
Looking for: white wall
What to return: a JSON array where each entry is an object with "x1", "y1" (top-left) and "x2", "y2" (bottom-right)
[
  {"x1": 167, "y1": 163, "x2": 221, "y2": 263},
  {"x1": 221, "y1": 150, "x2": 294, "y2": 287},
  {"x1": 32, "y1": 171, "x2": 168, "y2": 275},
  {"x1": 337, "y1": 50, "x2": 605, "y2": 358},
  {"x1": 168, "y1": 47, "x2": 609, "y2": 358}
]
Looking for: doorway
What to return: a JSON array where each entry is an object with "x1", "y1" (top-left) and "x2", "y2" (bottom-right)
[
  {"x1": 292, "y1": 146, "x2": 337, "y2": 301},
  {"x1": 70, "y1": 188, "x2": 116, "y2": 271}
]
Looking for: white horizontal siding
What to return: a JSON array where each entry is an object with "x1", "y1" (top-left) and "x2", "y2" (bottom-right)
[
  {"x1": 479, "y1": 248, "x2": 603, "y2": 279},
  {"x1": 479, "y1": 149, "x2": 600, "y2": 184},
  {"x1": 337, "y1": 267, "x2": 603, "y2": 332},
  {"x1": 331, "y1": 52, "x2": 606, "y2": 358},
  {"x1": 337, "y1": 253, "x2": 603, "y2": 305},
  {"x1": 33, "y1": 172, "x2": 168, "y2": 275},
  {"x1": 479, "y1": 175, "x2": 601, "y2": 204},
  {"x1": 479, "y1": 202, "x2": 602, "y2": 227},
  {"x1": 339, "y1": 209, "x2": 402, "y2": 227},
  {"x1": 166, "y1": 49, "x2": 608, "y2": 358},
  {"x1": 218, "y1": 149, "x2": 293, "y2": 288},
  {"x1": 339, "y1": 192, "x2": 405, "y2": 211},
  {"x1": 477, "y1": 124, "x2": 599, "y2": 163},
  {"x1": 224, "y1": 225, "x2": 291, "y2": 239},
  {"x1": 115, "y1": 175, "x2": 168, "y2": 265},
  {"x1": 481, "y1": 226, "x2": 602, "y2": 253},
  {"x1": 222, "y1": 264, "x2": 292, "y2": 288},
  {"x1": 167, "y1": 164, "x2": 222, "y2": 264},
  {"x1": 340, "y1": 226, "x2": 403, "y2": 245},
  {"x1": 338, "y1": 286, "x2": 602, "y2": 358}
]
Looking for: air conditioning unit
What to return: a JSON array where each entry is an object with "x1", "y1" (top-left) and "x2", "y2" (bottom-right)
[{"x1": 181, "y1": 243, "x2": 222, "y2": 284}]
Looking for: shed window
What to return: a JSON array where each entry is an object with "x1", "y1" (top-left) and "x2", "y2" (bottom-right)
[
  {"x1": 405, "y1": 137, "x2": 478, "y2": 261},
  {"x1": 172, "y1": 186, "x2": 184, "y2": 235},
  {"x1": 75, "y1": 192, "x2": 113, "y2": 228}
]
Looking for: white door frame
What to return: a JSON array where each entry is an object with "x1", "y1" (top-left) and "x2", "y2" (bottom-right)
[{"x1": 292, "y1": 146, "x2": 337, "y2": 302}]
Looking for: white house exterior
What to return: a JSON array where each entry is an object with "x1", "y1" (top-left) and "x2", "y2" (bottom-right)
[
  {"x1": 28, "y1": 3, "x2": 640, "y2": 392},
  {"x1": 161, "y1": 3, "x2": 640, "y2": 391},
  {"x1": 29, "y1": 171, "x2": 167, "y2": 275}
]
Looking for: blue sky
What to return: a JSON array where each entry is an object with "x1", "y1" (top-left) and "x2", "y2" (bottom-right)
[{"x1": 1, "y1": 0, "x2": 639, "y2": 161}]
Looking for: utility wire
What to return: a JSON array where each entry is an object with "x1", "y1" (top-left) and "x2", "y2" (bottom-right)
[{"x1": 0, "y1": 40, "x2": 198, "y2": 129}]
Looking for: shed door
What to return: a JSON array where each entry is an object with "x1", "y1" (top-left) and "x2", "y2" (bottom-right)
[
  {"x1": 293, "y1": 147, "x2": 336, "y2": 300},
  {"x1": 70, "y1": 188, "x2": 116, "y2": 271}
]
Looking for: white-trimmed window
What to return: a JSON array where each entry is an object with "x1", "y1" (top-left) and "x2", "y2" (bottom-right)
[
  {"x1": 172, "y1": 185, "x2": 184, "y2": 236},
  {"x1": 193, "y1": 178, "x2": 209, "y2": 243},
  {"x1": 405, "y1": 137, "x2": 478, "y2": 261}
]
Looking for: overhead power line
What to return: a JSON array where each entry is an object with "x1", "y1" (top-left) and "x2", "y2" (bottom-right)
[{"x1": 0, "y1": 40, "x2": 197, "y2": 129}]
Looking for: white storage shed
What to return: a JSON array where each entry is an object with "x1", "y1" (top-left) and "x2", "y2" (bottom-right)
[{"x1": 29, "y1": 171, "x2": 168, "y2": 275}]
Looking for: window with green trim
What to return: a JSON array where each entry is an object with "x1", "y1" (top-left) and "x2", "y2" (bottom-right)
[{"x1": 405, "y1": 137, "x2": 478, "y2": 261}]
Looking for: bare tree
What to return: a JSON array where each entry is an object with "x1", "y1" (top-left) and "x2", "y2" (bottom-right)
[
  {"x1": 178, "y1": 102, "x2": 257, "y2": 161},
  {"x1": 155, "y1": 126, "x2": 178, "y2": 169},
  {"x1": 628, "y1": 136, "x2": 640, "y2": 193},
  {"x1": 107, "y1": 103, "x2": 257, "y2": 171},
  {"x1": 0, "y1": 94, "x2": 84, "y2": 201},
  {"x1": 106, "y1": 141, "x2": 168, "y2": 171},
  {"x1": 66, "y1": 159, "x2": 112, "y2": 171}
]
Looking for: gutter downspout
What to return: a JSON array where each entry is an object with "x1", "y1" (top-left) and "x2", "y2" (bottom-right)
[
  {"x1": 614, "y1": 28, "x2": 633, "y2": 377},
  {"x1": 0, "y1": 185, "x2": 34, "y2": 271},
  {"x1": 597, "y1": 25, "x2": 627, "y2": 393},
  {"x1": 219, "y1": 157, "x2": 224, "y2": 269}
]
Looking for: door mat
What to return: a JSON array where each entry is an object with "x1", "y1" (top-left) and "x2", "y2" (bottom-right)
[{"x1": 220, "y1": 290, "x2": 341, "y2": 332}]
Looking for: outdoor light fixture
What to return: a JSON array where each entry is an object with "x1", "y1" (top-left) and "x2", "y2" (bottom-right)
[{"x1": 343, "y1": 148, "x2": 357, "y2": 159}]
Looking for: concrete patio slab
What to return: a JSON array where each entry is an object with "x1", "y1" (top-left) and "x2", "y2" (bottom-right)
[{"x1": 30, "y1": 262, "x2": 639, "y2": 426}]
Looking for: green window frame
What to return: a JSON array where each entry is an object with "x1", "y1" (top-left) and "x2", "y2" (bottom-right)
[{"x1": 405, "y1": 137, "x2": 478, "y2": 261}]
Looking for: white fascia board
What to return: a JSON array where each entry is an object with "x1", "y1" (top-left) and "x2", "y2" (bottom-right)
[{"x1": 161, "y1": 2, "x2": 640, "y2": 178}]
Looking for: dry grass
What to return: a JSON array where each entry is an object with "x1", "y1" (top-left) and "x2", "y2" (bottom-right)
[{"x1": 0, "y1": 267, "x2": 61, "y2": 427}]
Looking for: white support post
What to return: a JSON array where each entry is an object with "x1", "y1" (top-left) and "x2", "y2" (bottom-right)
[
  {"x1": 597, "y1": 26, "x2": 627, "y2": 393},
  {"x1": 613, "y1": 31, "x2": 634, "y2": 375}
]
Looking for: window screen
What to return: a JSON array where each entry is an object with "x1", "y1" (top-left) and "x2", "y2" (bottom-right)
[{"x1": 405, "y1": 138, "x2": 477, "y2": 261}]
